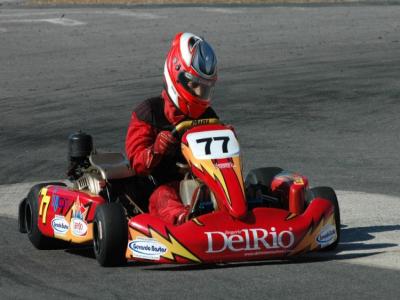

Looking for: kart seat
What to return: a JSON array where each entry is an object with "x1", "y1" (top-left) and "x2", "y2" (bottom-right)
[
  {"x1": 89, "y1": 152, "x2": 135, "y2": 180},
  {"x1": 180, "y1": 179, "x2": 200, "y2": 206},
  {"x1": 180, "y1": 177, "x2": 218, "y2": 210}
]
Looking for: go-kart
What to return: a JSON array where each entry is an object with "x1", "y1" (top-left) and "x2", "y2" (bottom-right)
[{"x1": 18, "y1": 119, "x2": 340, "y2": 266}]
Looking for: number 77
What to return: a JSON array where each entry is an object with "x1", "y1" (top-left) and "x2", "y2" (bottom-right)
[{"x1": 196, "y1": 136, "x2": 230, "y2": 155}]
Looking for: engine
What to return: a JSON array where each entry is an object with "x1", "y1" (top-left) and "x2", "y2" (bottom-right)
[
  {"x1": 67, "y1": 131, "x2": 93, "y2": 180},
  {"x1": 74, "y1": 172, "x2": 105, "y2": 195}
]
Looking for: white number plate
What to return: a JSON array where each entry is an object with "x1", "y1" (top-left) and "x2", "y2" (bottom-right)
[{"x1": 186, "y1": 129, "x2": 240, "y2": 160}]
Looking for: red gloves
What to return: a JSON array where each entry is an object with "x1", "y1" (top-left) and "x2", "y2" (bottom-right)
[{"x1": 153, "y1": 131, "x2": 177, "y2": 155}]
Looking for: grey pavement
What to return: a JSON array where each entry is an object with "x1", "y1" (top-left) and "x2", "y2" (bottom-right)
[
  {"x1": 0, "y1": 4, "x2": 400, "y2": 299},
  {"x1": 1, "y1": 5, "x2": 400, "y2": 196}
]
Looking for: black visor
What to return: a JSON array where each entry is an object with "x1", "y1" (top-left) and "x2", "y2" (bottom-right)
[{"x1": 178, "y1": 71, "x2": 215, "y2": 99}]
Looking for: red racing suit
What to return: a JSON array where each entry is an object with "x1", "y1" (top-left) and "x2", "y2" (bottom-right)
[{"x1": 125, "y1": 90, "x2": 218, "y2": 225}]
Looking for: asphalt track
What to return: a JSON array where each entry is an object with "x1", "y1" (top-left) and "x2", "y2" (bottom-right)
[{"x1": 1, "y1": 4, "x2": 400, "y2": 299}]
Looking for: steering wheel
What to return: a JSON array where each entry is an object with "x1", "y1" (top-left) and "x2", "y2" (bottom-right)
[{"x1": 171, "y1": 118, "x2": 220, "y2": 139}]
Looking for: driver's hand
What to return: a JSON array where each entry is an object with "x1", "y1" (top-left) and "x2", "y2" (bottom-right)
[{"x1": 153, "y1": 131, "x2": 177, "y2": 155}]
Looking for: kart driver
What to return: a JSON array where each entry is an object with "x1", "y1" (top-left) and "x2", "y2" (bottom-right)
[{"x1": 125, "y1": 32, "x2": 219, "y2": 225}]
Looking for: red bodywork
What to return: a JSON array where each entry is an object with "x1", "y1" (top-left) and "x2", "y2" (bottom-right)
[
  {"x1": 37, "y1": 123, "x2": 338, "y2": 264},
  {"x1": 37, "y1": 186, "x2": 105, "y2": 243},
  {"x1": 126, "y1": 198, "x2": 335, "y2": 264}
]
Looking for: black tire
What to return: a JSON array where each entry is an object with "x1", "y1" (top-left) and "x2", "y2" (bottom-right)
[
  {"x1": 245, "y1": 167, "x2": 284, "y2": 188},
  {"x1": 93, "y1": 203, "x2": 128, "y2": 267},
  {"x1": 307, "y1": 186, "x2": 340, "y2": 251},
  {"x1": 25, "y1": 182, "x2": 68, "y2": 249},
  {"x1": 18, "y1": 198, "x2": 27, "y2": 233}
]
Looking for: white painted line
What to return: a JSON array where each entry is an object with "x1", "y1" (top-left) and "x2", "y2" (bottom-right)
[
  {"x1": 0, "y1": 19, "x2": 40, "y2": 23},
  {"x1": 0, "y1": 181, "x2": 71, "y2": 219},
  {"x1": 42, "y1": 18, "x2": 86, "y2": 26},
  {"x1": 196, "y1": 8, "x2": 245, "y2": 14},
  {"x1": 0, "y1": 10, "x2": 164, "y2": 20},
  {"x1": 0, "y1": 183, "x2": 398, "y2": 270},
  {"x1": 0, "y1": 0, "x2": 20, "y2": 3},
  {"x1": 0, "y1": 182, "x2": 34, "y2": 218},
  {"x1": 105, "y1": 11, "x2": 165, "y2": 19},
  {"x1": 0, "y1": 18, "x2": 86, "y2": 26},
  {"x1": 0, "y1": 12, "x2": 60, "y2": 18},
  {"x1": 302, "y1": 191, "x2": 400, "y2": 270},
  {"x1": 331, "y1": 190, "x2": 400, "y2": 270}
]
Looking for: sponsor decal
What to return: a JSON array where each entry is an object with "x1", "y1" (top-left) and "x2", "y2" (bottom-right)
[
  {"x1": 72, "y1": 196, "x2": 87, "y2": 220},
  {"x1": 51, "y1": 216, "x2": 69, "y2": 235},
  {"x1": 316, "y1": 224, "x2": 337, "y2": 247},
  {"x1": 293, "y1": 176, "x2": 304, "y2": 185},
  {"x1": 129, "y1": 227, "x2": 201, "y2": 263},
  {"x1": 39, "y1": 188, "x2": 51, "y2": 224},
  {"x1": 191, "y1": 119, "x2": 210, "y2": 126},
  {"x1": 205, "y1": 228, "x2": 295, "y2": 253},
  {"x1": 214, "y1": 162, "x2": 234, "y2": 169},
  {"x1": 71, "y1": 196, "x2": 88, "y2": 237},
  {"x1": 129, "y1": 237, "x2": 168, "y2": 260},
  {"x1": 71, "y1": 218, "x2": 88, "y2": 237},
  {"x1": 52, "y1": 193, "x2": 68, "y2": 213},
  {"x1": 275, "y1": 173, "x2": 304, "y2": 185}
]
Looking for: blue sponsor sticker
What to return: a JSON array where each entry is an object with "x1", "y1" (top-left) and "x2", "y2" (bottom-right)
[
  {"x1": 129, "y1": 238, "x2": 167, "y2": 260},
  {"x1": 51, "y1": 189, "x2": 68, "y2": 213},
  {"x1": 51, "y1": 216, "x2": 69, "y2": 235},
  {"x1": 316, "y1": 224, "x2": 337, "y2": 247}
]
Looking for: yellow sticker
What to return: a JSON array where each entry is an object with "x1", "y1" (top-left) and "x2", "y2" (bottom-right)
[
  {"x1": 38, "y1": 188, "x2": 51, "y2": 224},
  {"x1": 294, "y1": 177, "x2": 304, "y2": 185}
]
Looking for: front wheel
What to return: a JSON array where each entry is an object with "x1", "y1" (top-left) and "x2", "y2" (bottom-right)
[
  {"x1": 307, "y1": 186, "x2": 340, "y2": 251},
  {"x1": 93, "y1": 203, "x2": 128, "y2": 267}
]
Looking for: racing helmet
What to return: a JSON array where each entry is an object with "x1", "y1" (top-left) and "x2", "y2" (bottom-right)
[{"x1": 164, "y1": 32, "x2": 217, "y2": 119}]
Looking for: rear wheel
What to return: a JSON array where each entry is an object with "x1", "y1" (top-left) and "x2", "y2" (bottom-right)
[
  {"x1": 307, "y1": 186, "x2": 340, "y2": 251},
  {"x1": 93, "y1": 203, "x2": 128, "y2": 267},
  {"x1": 24, "y1": 182, "x2": 68, "y2": 249}
]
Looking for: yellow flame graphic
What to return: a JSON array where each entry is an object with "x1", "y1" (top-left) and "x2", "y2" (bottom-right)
[
  {"x1": 128, "y1": 227, "x2": 201, "y2": 263},
  {"x1": 290, "y1": 213, "x2": 336, "y2": 255}
]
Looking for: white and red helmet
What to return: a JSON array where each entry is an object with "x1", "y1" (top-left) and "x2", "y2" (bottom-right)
[{"x1": 164, "y1": 32, "x2": 217, "y2": 119}]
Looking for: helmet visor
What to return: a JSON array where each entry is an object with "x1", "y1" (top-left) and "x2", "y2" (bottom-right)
[{"x1": 178, "y1": 72, "x2": 215, "y2": 100}]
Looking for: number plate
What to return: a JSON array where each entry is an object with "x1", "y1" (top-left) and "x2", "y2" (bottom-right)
[{"x1": 186, "y1": 130, "x2": 240, "y2": 159}]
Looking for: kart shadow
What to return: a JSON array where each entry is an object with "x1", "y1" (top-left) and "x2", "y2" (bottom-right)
[
  {"x1": 141, "y1": 252, "x2": 381, "y2": 272},
  {"x1": 340, "y1": 224, "x2": 400, "y2": 244},
  {"x1": 337, "y1": 224, "x2": 399, "y2": 252},
  {"x1": 65, "y1": 246, "x2": 95, "y2": 259}
]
